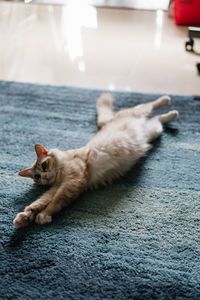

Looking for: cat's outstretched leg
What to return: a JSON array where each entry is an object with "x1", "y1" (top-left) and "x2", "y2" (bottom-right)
[
  {"x1": 13, "y1": 210, "x2": 35, "y2": 229},
  {"x1": 115, "y1": 95, "x2": 171, "y2": 118},
  {"x1": 35, "y1": 195, "x2": 73, "y2": 225},
  {"x1": 151, "y1": 95, "x2": 171, "y2": 110},
  {"x1": 13, "y1": 187, "x2": 57, "y2": 229},
  {"x1": 96, "y1": 93, "x2": 114, "y2": 128},
  {"x1": 146, "y1": 110, "x2": 179, "y2": 142},
  {"x1": 13, "y1": 200, "x2": 49, "y2": 229},
  {"x1": 35, "y1": 201, "x2": 64, "y2": 225},
  {"x1": 35, "y1": 176, "x2": 87, "y2": 225},
  {"x1": 156, "y1": 110, "x2": 179, "y2": 124}
]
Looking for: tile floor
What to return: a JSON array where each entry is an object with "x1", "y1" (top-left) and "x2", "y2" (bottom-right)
[{"x1": 0, "y1": 1, "x2": 199, "y2": 95}]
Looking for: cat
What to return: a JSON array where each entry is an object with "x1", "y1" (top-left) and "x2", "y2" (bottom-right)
[{"x1": 13, "y1": 93, "x2": 178, "y2": 229}]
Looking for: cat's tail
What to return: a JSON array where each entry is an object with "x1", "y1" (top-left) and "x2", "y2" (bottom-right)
[{"x1": 96, "y1": 93, "x2": 114, "y2": 128}]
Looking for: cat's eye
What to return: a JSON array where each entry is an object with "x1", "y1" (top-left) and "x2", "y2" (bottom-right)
[
  {"x1": 34, "y1": 174, "x2": 41, "y2": 180},
  {"x1": 42, "y1": 161, "x2": 47, "y2": 172}
]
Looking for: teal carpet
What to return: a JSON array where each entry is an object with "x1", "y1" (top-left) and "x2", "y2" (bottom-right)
[{"x1": 0, "y1": 80, "x2": 200, "y2": 299}]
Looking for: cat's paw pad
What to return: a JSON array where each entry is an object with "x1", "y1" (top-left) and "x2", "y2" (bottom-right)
[
  {"x1": 35, "y1": 213, "x2": 52, "y2": 225},
  {"x1": 13, "y1": 212, "x2": 30, "y2": 229}
]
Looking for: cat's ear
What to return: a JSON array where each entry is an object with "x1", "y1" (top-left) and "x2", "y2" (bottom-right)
[
  {"x1": 35, "y1": 144, "x2": 48, "y2": 157},
  {"x1": 18, "y1": 168, "x2": 33, "y2": 178}
]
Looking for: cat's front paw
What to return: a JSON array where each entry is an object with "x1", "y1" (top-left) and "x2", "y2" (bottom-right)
[
  {"x1": 13, "y1": 212, "x2": 31, "y2": 229},
  {"x1": 35, "y1": 213, "x2": 52, "y2": 225}
]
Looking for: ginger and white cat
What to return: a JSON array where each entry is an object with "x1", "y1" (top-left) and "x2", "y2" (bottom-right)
[{"x1": 13, "y1": 93, "x2": 178, "y2": 228}]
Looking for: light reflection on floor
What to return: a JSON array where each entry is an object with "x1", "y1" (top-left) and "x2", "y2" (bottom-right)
[{"x1": 0, "y1": 1, "x2": 199, "y2": 95}]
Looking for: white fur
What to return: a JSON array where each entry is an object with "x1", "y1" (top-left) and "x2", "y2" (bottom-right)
[{"x1": 87, "y1": 116, "x2": 161, "y2": 187}]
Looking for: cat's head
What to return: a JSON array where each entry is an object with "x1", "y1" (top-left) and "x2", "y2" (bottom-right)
[{"x1": 19, "y1": 144, "x2": 58, "y2": 185}]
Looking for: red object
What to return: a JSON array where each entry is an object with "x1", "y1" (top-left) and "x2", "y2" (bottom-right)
[{"x1": 174, "y1": 0, "x2": 200, "y2": 25}]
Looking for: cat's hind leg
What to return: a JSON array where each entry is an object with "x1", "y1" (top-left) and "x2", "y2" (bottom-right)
[
  {"x1": 156, "y1": 110, "x2": 179, "y2": 124},
  {"x1": 146, "y1": 110, "x2": 178, "y2": 142},
  {"x1": 96, "y1": 93, "x2": 114, "y2": 128},
  {"x1": 115, "y1": 95, "x2": 171, "y2": 118},
  {"x1": 151, "y1": 95, "x2": 171, "y2": 110},
  {"x1": 146, "y1": 118, "x2": 164, "y2": 142}
]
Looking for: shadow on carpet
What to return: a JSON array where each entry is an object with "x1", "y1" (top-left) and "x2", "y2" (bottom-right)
[{"x1": 0, "y1": 81, "x2": 200, "y2": 299}]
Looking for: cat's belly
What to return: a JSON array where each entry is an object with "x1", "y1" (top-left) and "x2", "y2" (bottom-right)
[
  {"x1": 87, "y1": 146, "x2": 140, "y2": 188},
  {"x1": 87, "y1": 117, "x2": 151, "y2": 187}
]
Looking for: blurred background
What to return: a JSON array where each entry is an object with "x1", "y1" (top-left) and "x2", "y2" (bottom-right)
[{"x1": 0, "y1": 0, "x2": 199, "y2": 94}]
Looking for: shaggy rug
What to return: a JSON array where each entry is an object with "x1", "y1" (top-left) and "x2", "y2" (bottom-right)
[{"x1": 0, "y1": 80, "x2": 200, "y2": 299}]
